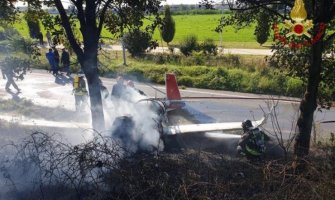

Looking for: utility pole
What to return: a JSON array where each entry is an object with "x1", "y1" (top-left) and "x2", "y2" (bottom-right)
[
  {"x1": 219, "y1": 0, "x2": 224, "y2": 54},
  {"x1": 121, "y1": 36, "x2": 127, "y2": 66}
]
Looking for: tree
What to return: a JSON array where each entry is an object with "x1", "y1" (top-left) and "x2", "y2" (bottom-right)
[
  {"x1": 160, "y1": 5, "x2": 175, "y2": 46},
  {"x1": 179, "y1": 34, "x2": 199, "y2": 56},
  {"x1": 123, "y1": 28, "x2": 158, "y2": 57},
  {"x1": 254, "y1": 10, "x2": 271, "y2": 46},
  {"x1": 24, "y1": 9, "x2": 43, "y2": 39},
  {"x1": 0, "y1": 0, "x2": 17, "y2": 26},
  {"x1": 202, "y1": 0, "x2": 335, "y2": 158},
  {"x1": 21, "y1": 0, "x2": 161, "y2": 130}
]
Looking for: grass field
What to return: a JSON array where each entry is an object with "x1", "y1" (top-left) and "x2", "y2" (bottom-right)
[{"x1": 13, "y1": 14, "x2": 272, "y2": 49}]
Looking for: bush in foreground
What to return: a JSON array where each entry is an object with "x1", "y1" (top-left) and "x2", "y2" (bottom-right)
[{"x1": 1, "y1": 130, "x2": 334, "y2": 199}]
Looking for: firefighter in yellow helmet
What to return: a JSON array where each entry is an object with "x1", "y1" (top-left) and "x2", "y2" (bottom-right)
[{"x1": 73, "y1": 73, "x2": 88, "y2": 111}]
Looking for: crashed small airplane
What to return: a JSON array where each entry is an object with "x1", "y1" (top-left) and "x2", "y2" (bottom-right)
[
  {"x1": 112, "y1": 73, "x2": 268, "y2": 139},
  {"x1": 162, "y1": 73, "x2": 267, "y2": 135}
]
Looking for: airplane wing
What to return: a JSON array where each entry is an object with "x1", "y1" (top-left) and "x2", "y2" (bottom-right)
[
  {"x1": 165, "y1": 117, "x2": 266, "y2": 135},
  {"x1": 162, "y1": 73, "x2": 272, "y2": 135}
]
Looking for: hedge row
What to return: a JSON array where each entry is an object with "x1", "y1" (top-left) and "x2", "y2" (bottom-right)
[{"x1": 103, "y1": 63, "x2": 305, "y2": 98}]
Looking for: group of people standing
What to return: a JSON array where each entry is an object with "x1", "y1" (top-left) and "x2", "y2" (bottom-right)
[{"x1": 45, "y1": 47, "x2": 71, "y2": 76}]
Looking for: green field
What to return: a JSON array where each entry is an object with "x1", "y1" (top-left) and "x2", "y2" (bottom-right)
[{"x1": 13, "y1": 14, "x2": 272, "y2": 49}]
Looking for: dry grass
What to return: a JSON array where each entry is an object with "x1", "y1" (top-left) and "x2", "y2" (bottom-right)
[
  {"x1": 0, "y1": 126, "x2": 334, "y2": 200},
  {"x1": 104, "y1": 148, "x2": 335, "y2": 200}
]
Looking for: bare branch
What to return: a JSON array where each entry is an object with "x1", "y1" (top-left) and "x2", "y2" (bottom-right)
[{"x1": 227, "y1": 0, "x2": 291, "y2": 19}]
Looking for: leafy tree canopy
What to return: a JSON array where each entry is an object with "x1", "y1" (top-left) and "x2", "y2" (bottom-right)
[{"x1": 0, "y1": 0, "x2": 17, "y2": 26}]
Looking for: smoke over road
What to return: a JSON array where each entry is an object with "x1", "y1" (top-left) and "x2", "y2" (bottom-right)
[{"x1": 104, "y1": 85, "x2": 164, "y2": 153}]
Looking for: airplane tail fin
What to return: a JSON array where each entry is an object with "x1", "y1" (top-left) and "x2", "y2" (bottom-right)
[{"x1": 166, "y1": 73, "x2": 181, "y2": 100}]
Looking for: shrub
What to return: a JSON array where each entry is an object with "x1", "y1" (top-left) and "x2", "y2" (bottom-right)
[
  {"x1": 226, "y1": 69, "x2": 246, "y2": 90},
  {"x1": 142, "y1": 66, "x2": 168, "y2": 83},
  {"x1": 193, "y1": 76, "x2": 209, "y2": 88},
  {"x1": 257, "y1": 77, "x2": 279, "y2": 93},
  {"x1": 191, "y1": 51, "x2": 206, "y2": 65},
  {"x1": 200, "y1": 38, "x2": 217, "y2": 55},
  {"x1": 178, "y1": 76, "x2": 193, "y2": 87},
  {"x1": 318, "y1": 82, "x2": 333, "y2": 102},
  {"x1": 286, "y1": 77, "x2": 304, "y2": 97},
  {"x1": 183, "y1": 66, "x2": 210, "y2": 76},
  {"x1": 208, "y1": 77, "x2": 226, "y2": 90},
  {"x1": 223, "y1": 54, "x2": 241, "y2": 67},
  {"x1": 242, "y1": 72, "x2": 261, "y2": 93},
  {"x1": 123, "y1": 29, "x2": 157, "y2": 57},
  {"x1": 165, "y1": 54, "x2": 181, "y2": 64},
  {"x1": 179, "y1": 35, "x2": 199, "y2": 56},
  {"x1": 154, "y1": 54, "x2": 166, "y2": 64}
]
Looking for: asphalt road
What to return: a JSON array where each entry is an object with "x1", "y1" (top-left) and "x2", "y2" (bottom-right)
[{"x1": 0, "y1": 69, "x2": 334, "y2": 145}]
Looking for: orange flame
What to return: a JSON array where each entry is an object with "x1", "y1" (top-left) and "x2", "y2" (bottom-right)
[{"x1": 290, "y1": 0, "x2": 307, "y2": 22}]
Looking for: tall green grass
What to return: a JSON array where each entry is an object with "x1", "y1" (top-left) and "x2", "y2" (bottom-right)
[
  {"x1": 13, "y1": 14, "x2": 272, "y2": 48},
  {"x1": 97, "y1": 51, "x2": 306, "y2": 97}
]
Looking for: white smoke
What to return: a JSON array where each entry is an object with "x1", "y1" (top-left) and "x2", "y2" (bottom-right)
[
  {"x1": 0, "y1": 80, "x2": 165, "y2": 198},
  {"x1": 103, "y1": 85, "x2": 164, "y2": 153}
]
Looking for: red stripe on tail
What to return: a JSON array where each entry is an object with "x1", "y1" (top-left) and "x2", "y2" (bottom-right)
[{"x1": 166, "y1": 73, "x2": 181, "y2": 100}]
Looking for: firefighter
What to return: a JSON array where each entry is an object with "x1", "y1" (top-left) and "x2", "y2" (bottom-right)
[
  {"x1": 126, "y1": 80, "x2": 145, "y2": 96},
  {"x1": 1, "y1": 65, "x2": 21, "y2": 93},
  {"x1": 237, "y1": 119, "x2": 270, "y2": 158},
  {"x1": 99, "y1": 78, "x2": 109, "y2": 99},
  {"x1": 73, "y1": 73, "x2": 88, "y2": 111},
  {"x1": 111, "y1": 76, "x2": 126, "y2": 99}
]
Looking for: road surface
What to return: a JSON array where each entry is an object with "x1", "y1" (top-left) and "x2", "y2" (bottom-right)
[
  {"x1": 0, "y1": 69, "x2": 334, "y2": 147},
  {"x1": 103, "y1": 45, "x2": 273, "y2": 55}
]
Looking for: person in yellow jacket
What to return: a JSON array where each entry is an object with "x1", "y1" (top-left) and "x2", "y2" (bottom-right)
[{"x1": 73, "y1": 73, "x2": 88, "y2": 111}]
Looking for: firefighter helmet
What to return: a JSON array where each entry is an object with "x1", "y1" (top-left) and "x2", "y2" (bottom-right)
[{"x1": 242, "y1": 119, "x2": 253, "y2": 130}]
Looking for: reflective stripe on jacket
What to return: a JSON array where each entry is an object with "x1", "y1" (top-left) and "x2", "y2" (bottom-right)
[{"x1": 73, "y1": 75, "x2": 87, "y2": 95}]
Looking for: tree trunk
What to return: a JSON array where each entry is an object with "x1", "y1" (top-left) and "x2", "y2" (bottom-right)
[
  {"x1": 81, "y1": 50, "x2": 105, "y2": 131},
  {"x1": 54, "y1": 0, "x2": 105, "y2": 130},
  {"x1": 80, "y1": 30, "x2": 105, "y2": 130},
  {"x1": 294, "y1": 37, "x2": 323, "y2": 157}
]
